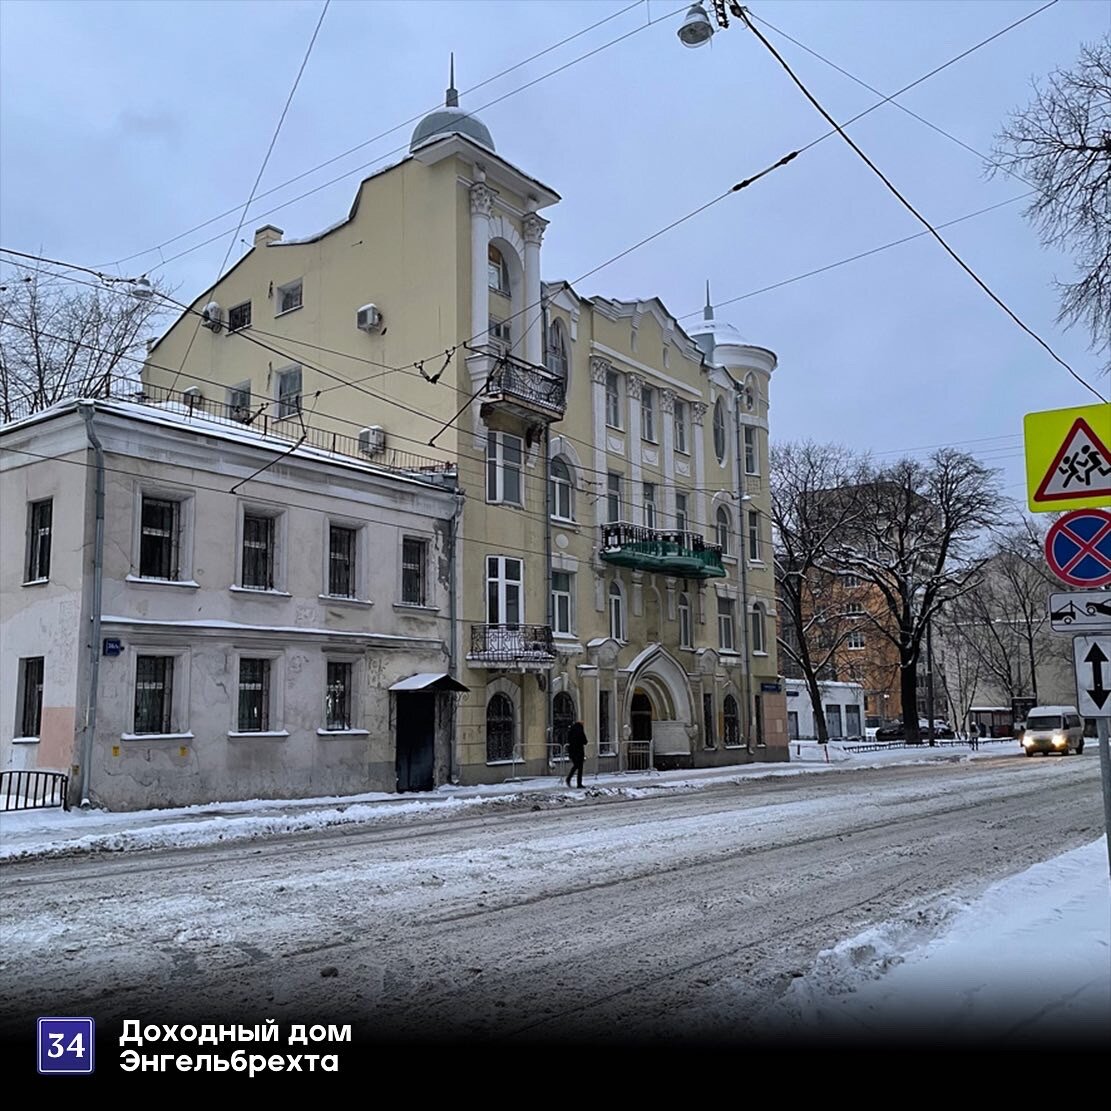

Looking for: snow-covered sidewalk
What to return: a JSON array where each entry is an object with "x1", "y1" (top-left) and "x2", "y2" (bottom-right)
[{"x1": 0, "y1": 740, "x2": 1015, "y2": 862}]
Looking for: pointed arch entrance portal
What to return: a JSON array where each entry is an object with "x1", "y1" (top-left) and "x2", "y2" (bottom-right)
[{"x1": 622, "y1": 646, "x2": 695, "y2": 767}]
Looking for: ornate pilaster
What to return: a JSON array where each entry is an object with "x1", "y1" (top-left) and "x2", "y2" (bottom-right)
[
  {"x1": 469, "y1": 183, "x2": 494, "y2": 217},
  {"x1": 691, "y1": 401, "x2": 708, "y2": 427},
  {"x1": 522, "y1": 212, "x2": 548, "y2": 365},
  {"x1": 469, "y1": 183, "x2": 493, "y2": 349},
  {"x1": 626, "y1": 374, "x2": 644, "y2": 401},
  {"x1": 659, "y1": 388, "x2": 676, "y2": 416},
  {"x1": 589, "y1": 356, "x2": 611, "y2": 384}
]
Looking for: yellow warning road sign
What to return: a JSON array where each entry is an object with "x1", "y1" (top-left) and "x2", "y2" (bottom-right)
[{"x1": 1024, "y1": 403, "x2": 1111, "y2": 513}]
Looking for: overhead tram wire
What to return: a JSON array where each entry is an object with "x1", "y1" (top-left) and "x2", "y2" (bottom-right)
[
  {"x1": 106, "y1": 2, "x2": 677, "y2": 273},
  {"x1": 169, "y1": 0, "x2": 332, "y2": 394},
  {"x1": 734, "y1": 7, "x2": 1105, "y2": 404}
]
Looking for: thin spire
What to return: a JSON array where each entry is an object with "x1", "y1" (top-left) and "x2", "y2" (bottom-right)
[
  {"x1": 703, "y1": 279, "x2": 714, "y2": 321},
  {"x1": 446, "y1": 53, "x2": 459, "y2": 108}
]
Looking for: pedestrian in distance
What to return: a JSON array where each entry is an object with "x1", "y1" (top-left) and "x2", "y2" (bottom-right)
[
  {"x1": 565, "y1": 720, "x2": 588, "y2": 789},
  {"x1": 970, "y1": 722, "x2": 982, "y2": 752}
]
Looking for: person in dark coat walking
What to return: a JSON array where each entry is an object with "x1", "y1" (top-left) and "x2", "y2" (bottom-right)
[{"x1": 565, "y1": 721, "x2": 588, "y2": 788}]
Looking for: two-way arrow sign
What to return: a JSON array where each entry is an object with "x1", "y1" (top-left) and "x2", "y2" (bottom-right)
[{"x1": 1073, "y1": 635, "x2": 1111, "y2": 716}]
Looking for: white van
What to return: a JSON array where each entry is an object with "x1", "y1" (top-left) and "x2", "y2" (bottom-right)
[{"x1": 1020, "y1": 706, "x2": 1085, "y2": 756}]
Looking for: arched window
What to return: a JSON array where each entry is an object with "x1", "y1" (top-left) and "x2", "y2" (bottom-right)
[
  {"x1": 723, "y1": 694, "x2": 741, "y2": 746},
  {"x1": 486, "y1": 693, "x2": 515, "y2": 762},
  {"x1": 716, "y1": 506, "x2": 731, "y2": 554},
  {"x1": 678, "y1": 592, "x2": 692, "y2": 648},
  {"x1": 488, "y1": 244, "x2": 510, "y2": 295},
  {"x1": 751, "y1": 602, "x2": 767, "y2": 654},
  {"x1": 550, "y1": 456, "x2": 573, "y2": 522},
  {"x1": 552, "y1": 691, "x2": 575, "y2": 758},
  {"x1": 609, "y1": 580, "x2": 625, "y2": 641},
  {"x1": 712, "y1": 398, "x2": 727, "y2": 463},
  {"x1": 546, "y1": 319, "x2": 569, "y2": 379}
]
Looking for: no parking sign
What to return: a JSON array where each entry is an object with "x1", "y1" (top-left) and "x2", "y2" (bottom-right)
[{"x1": 1044, "y1": 509, "x2": 1111, "y2": 588}]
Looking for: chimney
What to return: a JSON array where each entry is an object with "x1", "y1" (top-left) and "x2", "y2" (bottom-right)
[{"x1": 253, "y1": 225, "x2": 284, "y2": 247}]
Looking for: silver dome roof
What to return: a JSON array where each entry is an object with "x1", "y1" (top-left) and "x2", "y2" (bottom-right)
[{"x1": 409, "y1": 57, "x2": 495, "y2": 153}]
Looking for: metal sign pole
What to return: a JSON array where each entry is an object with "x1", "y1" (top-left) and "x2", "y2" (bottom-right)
[{"x1": 1099, "y1": 718, "x2": 1111, "y2": 882}]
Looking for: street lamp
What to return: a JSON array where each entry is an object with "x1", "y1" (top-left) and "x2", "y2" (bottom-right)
[{"x1": 677, "y1": 3, "x2": 715, "y2": 48}]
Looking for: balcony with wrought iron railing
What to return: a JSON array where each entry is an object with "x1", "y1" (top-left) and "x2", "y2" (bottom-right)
[
  {"x1": 467, "y1": 348, "x2": 566, "y2": 423},
  {"x1": 468, "y1": 623, "x2": 556, "y2": 669},
  {"x1": 600, "y1": 522, "x2": 726, "y2": 579}
]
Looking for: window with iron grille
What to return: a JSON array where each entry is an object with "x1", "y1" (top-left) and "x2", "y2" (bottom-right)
[
  {"x1": 401, "y1": 537, "x2": 427, "y2": 605},
  {"x1": 277, "y1": 366, "x2": 302, "y2": 419},
  {"x1": 139, "y1": 497, "x2": 180, "y2": 580},
  {"x1": 26, "y1": 499, "x2": 52, "y2": 582},
  {"x1": 242, "y1": 513, "x2": 275, "y2": 590},
  {"x1": 674, "y1": 399, "x2": 687, "y2": 454},
  {"x1": 718, "y1": 597, "x2": 736, "y2": 652},
  {"x1": 486, "y1": 693, "x2": 515, "y2": 762},
  {"x1": 605, "y1": 370, "x2": 622, "y2": 428},
  {"x1": 328, "y1": 525, "x2": 357, "y2": 597},
  {"x1": 276, "y1": 279, "x2": 302, "y2": 315},
  {"x1": 641, "y1": 385, "x2": 656, "y2": 442},
  {"x1": 19, "y1": 657, "x2": 44, "y2": 738},
  {"x1": 326, "y1": 661, "x2": 353, "y2": 730},
  {"x1": 238, "y1": 658, "x2": 271, "y2": 732},
  {"x1": 134, "y1": 656, "x2": 174, "y2": 734},
  {"x1": 228, "y1": 301, "x2": 252, "y2": 332},
  {"x1": 723, "y1": 694, "x2": 741, "y2": 746},
  {"x1": 599, "y1": 689, "x2": 614, "y2": 754},
  {"x1": 703, "y1": 692, "x2": 715, "y2": 748}
]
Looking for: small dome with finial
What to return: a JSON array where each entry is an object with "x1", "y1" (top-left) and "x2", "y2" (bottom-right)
[
  {"x1": 689, "y1": 280, "x2": 744, "y2": 357},
  {"x1": 410, "y1": 55, "x2": 496, "y2": 153}
]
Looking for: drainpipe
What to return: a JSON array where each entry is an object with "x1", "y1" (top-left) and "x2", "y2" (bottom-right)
[
  {"x1": 732, "y1": 387, "x2": 755, "y2": 754},
  {"x1": 77, "y1": 402, "x2": 105, "y2": 808},
  {"x1": 544, "y1": 424, "x2": 554, "y2": 768},
  {"x1": 447, "y1": 488, "x2": 465, "y2": 784}
]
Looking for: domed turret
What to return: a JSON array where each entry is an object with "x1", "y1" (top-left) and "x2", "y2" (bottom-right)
[
  {"x1": 689, "y1": 280, "x2": 745, "y2": 358},
  {"x1": 409, "y1": 55, "x2": 495, "y2": 153}
]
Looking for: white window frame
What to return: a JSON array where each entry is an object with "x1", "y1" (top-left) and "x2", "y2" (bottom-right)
[
  {"x1": 641, "y1": 385, "x2": 656, "y2": 443},
  {"x1": 275, "y1": 278, "x2": 303, "y2": 317},
  {"x1": 486, "y1": 555, "x2": 524, "y2": 625},
  {"x1": 716, "y1": 506, "x2": 732, "y2": 555},
  {"x1": 606, "y1": 472, "x2": 624, "y2": 524},
  {"x1": 546, "y1": 318, "x2": 569, "y2": 379},
  {"x1": 718, "y1": 597, "x2": 736, "y2": 653},
  {"x1": 552, "y1": 570, "x2": 574, "y2": 637},
  {"x1": 125, "y1": 648, "x2": 193, "y2": 740},
  {"x1": 609, "y1": 580, "x2": 626, "y2": 642},
  {"x1": 488, "y1": 316, "x2": 511, "y2": 353},
  {"x1": 605, "y1": 370, "x2": 623, "y2": 429},
  {"x1": 744, "y1": 425, "x2": 760, "y2": 475},
  {"x1": 550, "y1": 457, "x2": 574, "y2": 523},
  {"x1": 713, "y1": 398, "x2": 727, "y2": 464},
  {"x1": 675, "y1": 492, "x2": 689, "y2": 533},
  {"x1": 673, "y1": 399, "x2": 687, "y2": 454},
  {"x1": 747, "y1": 509, "x2": 762, "y2": 563},
  {"x1": 24, "y1": 497, "x2": 53, "y2": 584},
  {"x1": 228, "y1": 300, "x2": 252, "y2": 333},
  {"x1": 131, "y1": 485, "x2": 195, "y2": 585},
  {"x1": 276, "y1": 364, "x2": 302, "y2": 421},
  {"x1": 486, "y1": 431, "x2": 524, "y2": 507},
  {"x1": 678, "y1": 593, "x2": 692, "y2": 649},
  {"x1": 488, "y1": 244, "x2": 510, "y2": 295},
  {"x1": 227, "y1": 380, "x2": 253, "y2": 422},
  {"x1": 643, "y1": 482, "x2": 657, "y2": 530},
  {"x1": 233, "y1": 502, "x2": 288, "y2": 595},
  {"x1": 229, "y1": 651, "x2": 287, "y2": 738},
  {"x1": 751, "y1": 602, "x2": 768, "y2": 655},
  {"x1": 847, "y1": 629, "x2": 866, "y2": 651}
]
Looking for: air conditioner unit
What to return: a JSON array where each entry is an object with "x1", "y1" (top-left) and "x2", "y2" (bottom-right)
[
  {"x1": 182, "y1": 386, "x2": 204, "y2": 404},
  {"x1": 202, "y1": 301, "x2": 223, "y2": 332},
  {"x1": 356, "y1": 303, "x2": 383, "y2": 333},
  {"x1": 358, "y1": 426, "x2": 386, "y2": 456}
]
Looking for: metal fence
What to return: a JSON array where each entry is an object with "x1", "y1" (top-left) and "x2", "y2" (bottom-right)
[
  {"x1": 622, "y1": 741, "x2": 653, "y2": 772},
  {"x1": 836, "y1": 736, "x2": 1017, "y2": 755},
  {"x1": 1, "y1": 769, "x2": 70, "y2": 812}
]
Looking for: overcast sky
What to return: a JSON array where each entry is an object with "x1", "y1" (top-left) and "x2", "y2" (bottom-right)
[{"x1": 2, "y1": 0, "x2": 1107, "y2": 507}]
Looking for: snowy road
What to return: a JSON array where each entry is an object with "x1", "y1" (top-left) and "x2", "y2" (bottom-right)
[{"x1": 1, "y1": 753, "x2": 1104, "y2": 1045}]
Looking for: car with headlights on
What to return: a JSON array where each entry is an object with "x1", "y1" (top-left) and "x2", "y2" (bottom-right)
[{"x1": 1021, "y1": 706, "x2": 1085, "y2": 756}]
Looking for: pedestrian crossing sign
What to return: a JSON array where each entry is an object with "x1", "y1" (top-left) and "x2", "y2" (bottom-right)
[{"x1": 1024, "y1": 403, "x2": 1111, "y2": 513}]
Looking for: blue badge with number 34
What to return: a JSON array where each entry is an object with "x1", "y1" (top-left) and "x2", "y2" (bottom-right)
[{"x1": 37, "y1": 1017, "x2": 95, "y2": 1075}]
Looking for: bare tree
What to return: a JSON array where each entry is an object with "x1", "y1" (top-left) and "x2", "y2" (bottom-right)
[
  {"x1": 933, "y1": 611, "x2": 983, "y2": 739},
  {"x1": 941, "y1": 519, "x2": 1056, "y2": 705},
  {"x1": 826, "y1": 450, "x2": 1004, "y2": 744},
  {"x1": 0, "y1": 267, "x2": 168, "y2": 421},
  {"x1": 771, "y1": 441, "x2": 872, "y2": 742},
  {"x1": 991, "y1": 34, "x2": 1111, "y2": 370}
]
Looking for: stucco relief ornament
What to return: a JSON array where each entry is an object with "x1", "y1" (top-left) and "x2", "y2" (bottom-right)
[
  {"x1": 626, "y1": 374, "x2": 644, "y2": 401},
  {"x1": 522, "y1": 212, "x2": 548, "y2": 246},
  {"x1": 469, "y1": 183, "x2": 494, "y2": 218},
  {"x1": 659, "y1": 388, "x2": 676, "y2": 415},
  {"x1": 589, "y1": 356, "x2": 611, "y2": 384},
  {"x1": 691, "y1": 401, "x2": 708, "y2": 427}
]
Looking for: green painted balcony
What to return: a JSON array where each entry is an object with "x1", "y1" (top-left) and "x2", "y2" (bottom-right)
[{"x1": 599, "y1": 523, "x2": 726, "y2": 579}]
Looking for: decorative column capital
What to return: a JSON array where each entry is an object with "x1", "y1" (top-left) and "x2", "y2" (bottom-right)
[
  {"x1": 522, "y1": 212, "x2": 548, "y2": 246},
  {"x1": 626, "y1": 374, "x2": 644, "y2": 401},
  {"x1": 470, "y1": 183, "x2": 494, "y2": 218},
  {"x1": 659, "y1": 388, "x2": 676, "y2": 416},
  {"x1": 691, "y1": 400, "x2": 708, "y2": 426},
  {"x1": 589, "y1": 356, "x2": 611, "y2": 385}
]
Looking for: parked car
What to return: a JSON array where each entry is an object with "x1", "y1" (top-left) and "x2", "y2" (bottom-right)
[
  {"x1": 1021, "y1": 705, "x2": 1085, "y2": 756},
  {"x1": 874, "y1": 721, "x2": 905, "y2": 741},
  {"x1": 874, "y1": 718, "x2": 953, "y2": 743},
  {"x1": 864, "y1": 716, "x2": 883, "y2": 741}
]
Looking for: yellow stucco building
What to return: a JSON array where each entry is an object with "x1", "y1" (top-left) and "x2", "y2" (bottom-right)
[{"x1": 143, "y1": 72, "x2": 787, "y2": 789}]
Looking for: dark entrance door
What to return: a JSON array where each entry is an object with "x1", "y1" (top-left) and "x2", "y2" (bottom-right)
[
  {"x1": 631, "y1": 691, "x2": 653, "y2": 742},
  {"x1": 396, "y1": 693, "x2": 435, "y2": 792}
]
